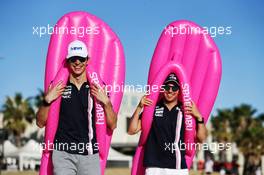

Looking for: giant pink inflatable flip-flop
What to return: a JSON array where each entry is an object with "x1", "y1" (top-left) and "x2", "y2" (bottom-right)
[
  {"x1": 132, "y1": 20, "x2": 222, "y2": 175},
  {"x1": 39, "y1": 11, "x2": 125, "y2": 175}
]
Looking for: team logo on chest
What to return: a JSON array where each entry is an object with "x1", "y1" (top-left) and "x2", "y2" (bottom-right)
[
  {"x1": 62, "y1": 85, "x2": 72, "y2": 99},
  {"x1": 155, "y1": 106, "x2": 164, "y2": 117}
]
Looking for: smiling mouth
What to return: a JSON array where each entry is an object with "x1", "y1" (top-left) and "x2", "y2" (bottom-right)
[
  {"x1": 166, "y1": 93, "x2": 175, "y2": 97},
  {"x1": 73, "y1": 65, "x2": 83, "y2": 70}
]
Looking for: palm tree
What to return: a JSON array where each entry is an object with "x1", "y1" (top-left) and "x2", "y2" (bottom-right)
[
  {"x1": 33, "y1": 88, "x2": 45, "y2": 109},
  {"x1": 211, "y1": 104, "x2": 264, "y2": 175},
  {"x1": 1, "y1": 93, "x2": 35, "y2": 147}
]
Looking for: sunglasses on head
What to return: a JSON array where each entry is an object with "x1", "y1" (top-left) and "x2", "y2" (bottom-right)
[
  {"x1": 67, "y1": 56, "x2": 87, "y2": 63},
  {"x1": 164, "y1": 84, "x2": 179, "y2": 92}
]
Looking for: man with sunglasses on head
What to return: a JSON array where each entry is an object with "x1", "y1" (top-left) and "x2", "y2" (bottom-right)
[
  {"x1": 36, "y1": 40, "x2": 117, "y2": 175},
  {"x1": 128, "y1": 73, "x2": 207, "y2": 175}
]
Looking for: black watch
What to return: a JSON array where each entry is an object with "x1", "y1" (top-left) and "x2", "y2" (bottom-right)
[
  {"x1": 196, "y1": 117, "x2": 204, "y2": 124},
  {"x1": 43, "y1": 99, "x2": 51, "y2": 106}
]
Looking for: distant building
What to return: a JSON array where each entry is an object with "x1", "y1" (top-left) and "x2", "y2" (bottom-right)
[{"x1": 111, "y1": 91, "x2": 143, "y2": 152}]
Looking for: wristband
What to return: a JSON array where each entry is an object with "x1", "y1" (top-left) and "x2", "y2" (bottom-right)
[
  {"x1": 196, "y1": 117, "x2": 204, "y2": 124},
  {"x1": 43, "y1": 98, "x2": 51, "y2": 106}
]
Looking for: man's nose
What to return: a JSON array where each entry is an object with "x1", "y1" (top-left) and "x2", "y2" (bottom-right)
[{"x1": 74, "y1": 59, "x2": 81, "y2": 64}]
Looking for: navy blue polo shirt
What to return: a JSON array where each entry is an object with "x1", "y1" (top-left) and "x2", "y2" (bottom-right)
[
  {"x1": 143, "y1": 100, "x2": 187, "y2": 169},
  {"x1": 54, "y1": 81, "x2": 98, "y2": 155}
]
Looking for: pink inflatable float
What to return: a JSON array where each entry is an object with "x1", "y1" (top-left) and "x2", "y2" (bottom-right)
[
  {"x1": 39, "y1": 11, "x2": 125, "y2": 175},
  {"x1": 132, "y1": 20, "x2": 222, "y2": 174}
]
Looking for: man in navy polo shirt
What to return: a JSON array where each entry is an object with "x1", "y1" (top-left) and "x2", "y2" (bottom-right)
[
  {"x1": 37, "y1": 40, "x2": 117, "y2": 175},
  {"x1": 128, "y1": 73, "x2": 207, "y2": 175}
]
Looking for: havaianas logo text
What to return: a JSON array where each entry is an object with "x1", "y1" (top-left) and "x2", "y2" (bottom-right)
[
  {"x1": 182, "y1": 83, "x2": 193, "y2": 131},
  {"x1": 89, "y1": 71, "x2": 105, "y2": 125}
]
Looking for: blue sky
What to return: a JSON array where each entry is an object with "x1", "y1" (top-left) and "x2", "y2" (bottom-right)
[{"x1": 0, "y1": 0, "x2": 263, "y2": 114}]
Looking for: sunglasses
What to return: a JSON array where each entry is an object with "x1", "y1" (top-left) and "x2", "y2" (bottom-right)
[
  {"x1": 67, "y1": 57, "x2": 87, "y2": 63},
  {"x1": 164, "y1": 85, "x2": 179, "y2": 92}
]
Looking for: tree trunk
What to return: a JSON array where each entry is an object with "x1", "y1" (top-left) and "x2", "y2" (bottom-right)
[
  {"x1": 15, "y1": 135, "x2": 21, "y2": 147},
  {"x1": 243, "y1": 154, "x2": 260, "y2": 175}
]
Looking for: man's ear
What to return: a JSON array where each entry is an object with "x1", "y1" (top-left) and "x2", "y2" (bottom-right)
[{"x1": 86, "y1": 58, "x2": 90, "y2": 65}]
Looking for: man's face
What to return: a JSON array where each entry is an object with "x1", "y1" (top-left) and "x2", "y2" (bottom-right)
[
  {"x1": 67, "y1": 57, "x2": 88, "y2": 76},
  {"x1": 163, "y1": 83, "x2": 180, "y2": 103}
]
